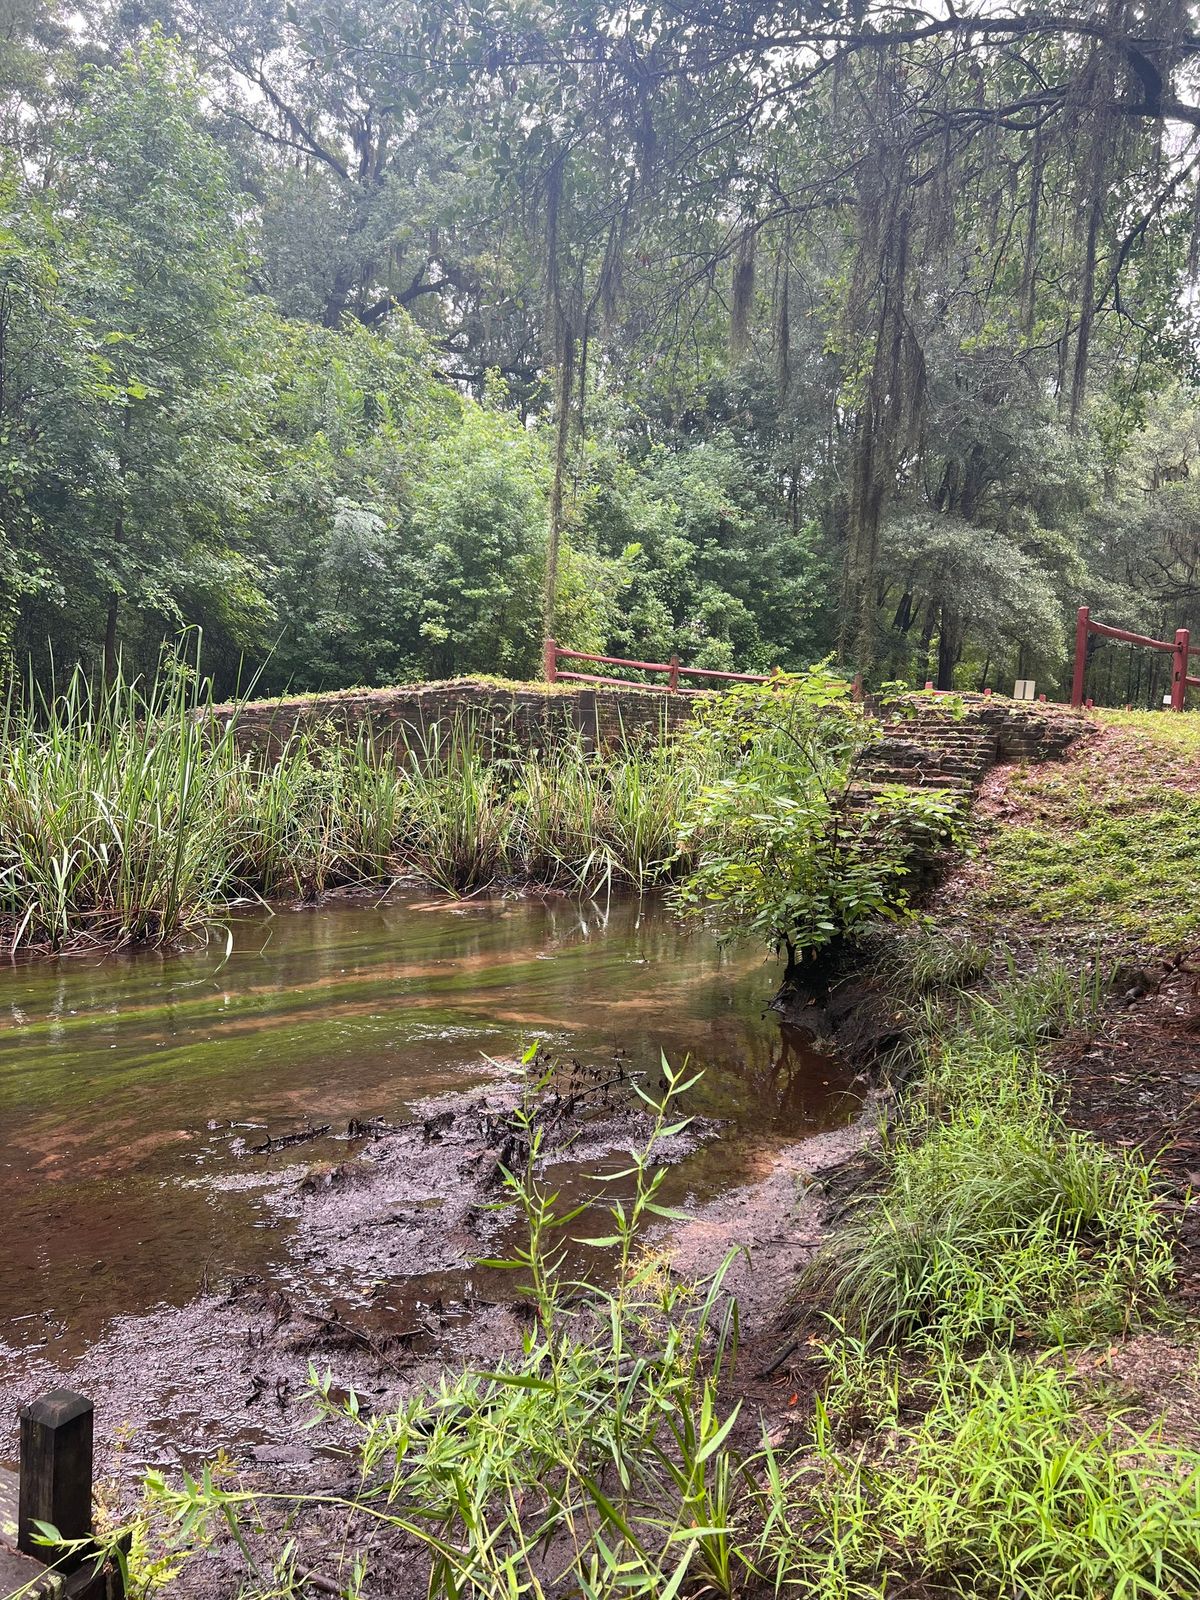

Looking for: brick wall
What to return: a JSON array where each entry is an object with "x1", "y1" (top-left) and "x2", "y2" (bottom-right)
[
  {"x1": 206, "y1": 679, "x2": 696, "y2": 759},
  {"x1": 208, "y1": 681, "x2": 1087, "y2": 770}
]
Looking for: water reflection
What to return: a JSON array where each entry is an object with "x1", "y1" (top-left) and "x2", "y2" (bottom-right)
[{"x1": 0, "y1": 894, "x2": 858, "y2": 1349}]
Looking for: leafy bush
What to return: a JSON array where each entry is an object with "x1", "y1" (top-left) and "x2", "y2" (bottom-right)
[{"x1": 674, "y1": 670, "x2": 960, "y2": 973}]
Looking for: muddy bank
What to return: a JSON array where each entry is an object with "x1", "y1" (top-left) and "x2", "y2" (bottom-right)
[
  {"x1": 0, "y1": 894, "x2": 859, "y2": 1359},
  {"x1": 0, "y1": 1050, "x2": 872, "y2": 1513},
  {"x1": 0, "y1": 892, "x2": 892, "y2": 1600}
]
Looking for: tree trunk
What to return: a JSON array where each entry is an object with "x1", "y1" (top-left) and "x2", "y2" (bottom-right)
[
  {"x1": 936, "y1": 606, "x2": 961, "y2": 690},
  {"x1": 542, "y1": 331, "x2": 575, "y2": 655},
  {"x1": 1070, "y1": 62, "x2": 1114, "y2": 430},
  {"x1": 103, "y1": 590, "x2": 119, "y2": 688},
  {"x1": 838, "y1": 173, "x2": 915, "y2": 676}
]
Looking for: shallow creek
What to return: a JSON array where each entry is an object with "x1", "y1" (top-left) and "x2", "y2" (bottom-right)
[{"x1": 0, "y1": 893, "x2": 860, "y2": 1471}]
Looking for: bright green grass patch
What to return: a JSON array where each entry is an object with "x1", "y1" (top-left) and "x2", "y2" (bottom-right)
[
  {"x1": 979, "y1": 707, "x2": 1200, "y2": 944},
  {"x1": 1096, "y1": 707, "x2": 1200, "y2": 757},
  {"x1": 807, "y1": 964, "x2": 1173, "y2": 1351},
  {"x1": 762, "y1": 1354, "x2": 1200, "y2": 1600},
  {"x1": 986, "y1": 791, "x2": 1200, "y2": 945}
]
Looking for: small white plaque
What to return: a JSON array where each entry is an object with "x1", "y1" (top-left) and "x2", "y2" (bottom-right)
[{"x1": 1013, "y1": 679, "x2": 1036, "y2": 701}]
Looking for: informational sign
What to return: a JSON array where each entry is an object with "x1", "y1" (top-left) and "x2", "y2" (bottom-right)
[{"x1": 1013, "y1": 679, "x2": 1036, "y2": 701}]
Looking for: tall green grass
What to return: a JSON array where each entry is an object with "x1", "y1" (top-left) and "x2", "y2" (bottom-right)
[
  {"x1": 0, "y1": 667, "x2": 241, "y2": 952},
  {"x1": 806, "y1": 962, "x2": 1172, "y2": 1350},
  {"x1": 758, "y1": 1353, "x2": 1200, "y2": 1600},
  {"x1": 0, "y1": 668, "x2": 718, "y2": 953}
]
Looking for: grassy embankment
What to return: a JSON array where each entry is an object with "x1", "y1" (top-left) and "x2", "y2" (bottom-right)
[
  {"x1": 81, "y1": 707, "x2": 1200, "y2": 1598},
  {"x1": 770, "y1": 707, "x2": 1200, "y2": 1596},
  {"x1": 978, "y1": 709, "x2": 1200, "y2": 948}
]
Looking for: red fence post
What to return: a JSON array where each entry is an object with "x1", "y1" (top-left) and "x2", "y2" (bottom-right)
[
  {"x1": 1172, "y1": 628, "x2": 1190, "y2": 712},
  {"x1": 1071, "y1": 606, "x2": 1090, "y2": 708},
  {"x1": 543, "y1": 637, "x2": 557, "y2": 683},
  {"x1": 668, "y1": 653, "x2": 680, "y2": 693}
]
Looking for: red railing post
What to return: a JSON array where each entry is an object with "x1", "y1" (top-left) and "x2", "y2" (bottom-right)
[
  {"x1": 667, "y1": 653, "x2": 680, "y2": 693},
  {"x1": 1071, "y1": 606, "x2": 1090, "y2": 708},
  {"x1": 543, "y1": 637, "x2": 557, "y2": 683},
  {"x1": 1172, "y1": 627, "x2": 1190, "y2": 712}
]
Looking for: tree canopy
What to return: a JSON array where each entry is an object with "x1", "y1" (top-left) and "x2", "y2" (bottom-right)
[{"x1": 2, "y1": 1, "x2": 1200, "y2": 698}]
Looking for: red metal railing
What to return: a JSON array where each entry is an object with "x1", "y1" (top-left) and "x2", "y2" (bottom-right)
[
  {"x1": 543, "y1": 638, "x2": 772, "y2": 693},
  {"x1": 1071, "y1": 606, "x2": 1197, "y2": 711}
]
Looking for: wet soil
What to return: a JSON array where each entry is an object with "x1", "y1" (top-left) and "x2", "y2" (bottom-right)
[
  {"x1": 1050, "y1": 955, "x2": 1200, "y2": 1306},
  {"x1": 0, "y1": 893, "x2": 867, "y2": 1555}
]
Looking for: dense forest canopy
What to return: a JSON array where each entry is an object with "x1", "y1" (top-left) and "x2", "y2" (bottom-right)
[{"x1": 3, "y1": 0, "x2": 1200, "y2": 697}]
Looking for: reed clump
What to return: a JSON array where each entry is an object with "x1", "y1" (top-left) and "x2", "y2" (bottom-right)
[
  {"x1": 0, "y1": 667, "x2": 716, "y2": 954},
  {"x1": 0, "y1": 667, "x2": 241, "y2": 952}
]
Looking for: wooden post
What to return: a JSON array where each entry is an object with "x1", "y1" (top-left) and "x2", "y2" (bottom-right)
[
  {"x1": 852, "y1": 673, "x2": 864, "y2": 702},
  {"x1": 667, "y1": 654, "x2": 680, "y2": 693},
  {"x1": 1172, "y1": 628, "x2": 1190, "y2": 712},
  {"x1": 18, "y1": 1390, "x2": 93, "y2": 1569},
  {"x1": 543, "y1": 637, "x2": 557, "y2": 683},
  {"x1": 1071, "y1": 606, "x2": 1090, "y2": 707}
]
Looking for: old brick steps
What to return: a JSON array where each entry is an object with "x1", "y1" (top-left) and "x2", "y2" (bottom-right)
[
  {"x1": 208, "y1": 680, "x2": 1088, "y2": 807},
  {"x1": 845, "y1": 696, "x2": 1088, "y2": 820}
]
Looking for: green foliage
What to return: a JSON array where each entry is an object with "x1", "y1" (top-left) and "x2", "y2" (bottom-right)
[
  {"x1": 0, "y1": 656, "x2": 239, "y2": 951},
  {"x1": 808, "y1": 966, "x2": 1173, "y2": 1351},
  {"x1": 1, "y1": 1, "x2": 1199, "y2": 697},
  {"x1": 675, "y1": 671, "x2": 960, "y2": 967},
  {"x1": 0, "y1": 664, "x2": 723, "y2": 949},
  {"x1": 763, "y1": 1354, "x2": 1200, "y2": 1600},
  {"x1": 579, "y1": 432, "x2": 828, "y2": 672}
]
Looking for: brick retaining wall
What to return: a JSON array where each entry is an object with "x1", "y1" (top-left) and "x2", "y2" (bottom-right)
[
  {"x1": 207, "y1": 679, "x2": 695, "y2": 758},
  {"x1": 208, "y1": 680, "x2": 1088, "y2": 772}
]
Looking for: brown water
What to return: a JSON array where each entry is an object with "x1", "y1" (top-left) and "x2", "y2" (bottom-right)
[{"x1": 0, "y1": 894, "x2": 858, "y2": 1361}]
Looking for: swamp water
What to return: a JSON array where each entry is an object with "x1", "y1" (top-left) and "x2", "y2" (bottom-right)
[{"x1": 0, "y1": 894, "x2": 859, "y2": 1465}]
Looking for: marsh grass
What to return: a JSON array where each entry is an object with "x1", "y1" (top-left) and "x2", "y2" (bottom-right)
[
  {"x1": 0, "y1": 666, "x2": 241, "y2": 952},
  {"x1": 0, "y1": 662, "x2": 961, "y2": 955},
  {"x1": 0, "y1": 668, "x2": 723, "y2": 951}
]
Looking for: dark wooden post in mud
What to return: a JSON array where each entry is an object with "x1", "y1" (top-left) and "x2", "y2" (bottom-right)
[
  {"x1": 2, "y1": 1388, "x2": 125, "y2": 1597},
  {"x1": 18, "y1": 1390, "x2": 93, "y2": 1566}
]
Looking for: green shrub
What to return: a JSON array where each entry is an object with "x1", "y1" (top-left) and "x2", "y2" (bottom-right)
[{"x1": 674, "y1": 670, "x2": 960, "y2": 974}]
